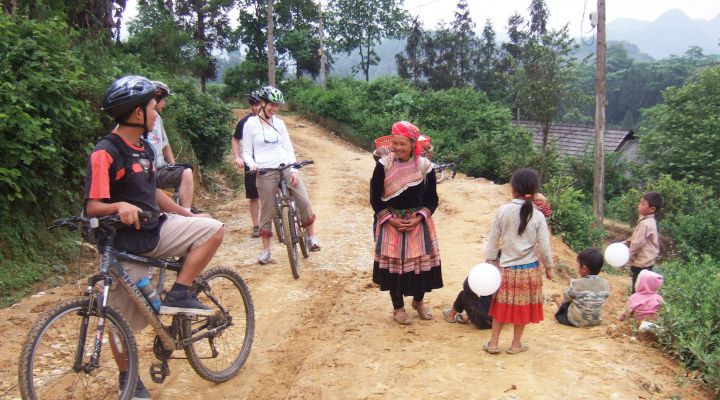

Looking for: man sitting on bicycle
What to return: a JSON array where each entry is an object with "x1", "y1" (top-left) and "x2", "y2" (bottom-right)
[
  {"x1": 241, "y1": 86, "x2": 321, "y2": 264},
  {"x1": 86, "y1": 76, "x2": 225, "y2": 398},
  {"x1": 87, "y1": 75, "x2": 225, "y2": 316},
  {"x1": 146, "y1": 80, "x2": 195, "y2": 212}
]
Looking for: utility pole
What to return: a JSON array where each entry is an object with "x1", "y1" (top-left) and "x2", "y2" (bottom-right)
[
  {"x1": 267, "y1": 0, "x2": 276, "y2": 86},
  {"x1": 319, "y1": 0, "x2": 327, "y2": 89},
  {"x1": 592, "y1": 0, "x2": 606, "y2": 226}
]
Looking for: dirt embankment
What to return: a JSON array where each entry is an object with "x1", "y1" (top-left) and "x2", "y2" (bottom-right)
[{"x1": 0, "y1": 112, "x2": 711, "y2": 400}]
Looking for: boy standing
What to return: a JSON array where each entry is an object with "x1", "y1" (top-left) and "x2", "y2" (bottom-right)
[
  {"x1": 625, "y1": 192, "x2": 662, "y2": 293},
  {"x1": 553, "y1": 248, "x2": 610, "y2": 327}
]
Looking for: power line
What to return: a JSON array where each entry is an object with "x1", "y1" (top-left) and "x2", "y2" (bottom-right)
[{"x1": 407, "y1": 0, "x2": 444, "y2": 11}]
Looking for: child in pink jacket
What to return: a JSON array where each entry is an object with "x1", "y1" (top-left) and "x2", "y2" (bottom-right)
[{"x1": 618, "y1": 269, "x2": 664, "y2": 322}]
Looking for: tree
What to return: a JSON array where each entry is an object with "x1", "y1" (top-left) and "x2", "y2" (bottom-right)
[
  {"x1": 640, "y1": 65, "x2": 720, "y2": 193},
  {"x1": 5, "y1": 0, "x2": 126, "y2": 40},
  {"x1": 274, "y1": 0, "x2": 322, "y2": 79},
  {"x1": 174, "y1": 0, "x2": 234, "y2": 92},
  {"x1": 326, "y1": 0, "x2": 409, "y2": 82},
  {"x1": 395, "y1": 17, "x2": 425, "y2": 86},
  {"x1": 126, "y1": 1, "x2": 195, "y2": 75},
  {"x1": 448, "y1": 0, "x2": 478, "y2": 87},
  {"x1": 475, "y1": 19, "x2": 500, "y2": 98},
  {"x1": 513, "y1": 26, "x2": 579, "y2": 178}
]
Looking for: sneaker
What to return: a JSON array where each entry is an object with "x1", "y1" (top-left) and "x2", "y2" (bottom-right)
[
  {"x1": 159, "y1": 290, "x2": 213, "y2": 316},
  {"x1": 308, "y1": 236, "x2": 321, "y2": 252},
  {"x1": 257, "y1": 249, "x2": 271, "y2": 265},
  {"x1": 251, "y1": 225, "x2": 260, "y2": 238},
  {"x1": 119, "y1": 372, "x2": 152, "y2": 400}
]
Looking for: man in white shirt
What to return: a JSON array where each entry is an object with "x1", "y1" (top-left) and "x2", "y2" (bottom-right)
[{"x1": 147, "y1": 81, "x2": 194, "y2": 211}]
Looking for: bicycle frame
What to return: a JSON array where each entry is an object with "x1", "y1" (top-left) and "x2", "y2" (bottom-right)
[{"x1": 78, "y1": 244, "x2": 232, "y2": 373}]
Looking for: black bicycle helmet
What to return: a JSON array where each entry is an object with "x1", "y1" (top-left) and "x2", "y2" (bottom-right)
[
  {"x1": 152, "y1": 80, "x2": 173, "y2": 100},
  {"x1": 249, "y1": 90, "x2": 261, "y2": 105},
  {"x1": 102, "y1": 75, "x2": 156, "y2": 119}
]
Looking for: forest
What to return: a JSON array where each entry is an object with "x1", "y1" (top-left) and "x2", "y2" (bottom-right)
[{"x1": 2, "y1": 0, "x2": 720, "y2": 394}]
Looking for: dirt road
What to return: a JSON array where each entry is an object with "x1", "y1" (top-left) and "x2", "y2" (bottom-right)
[{"x1": 0, "y1": 113, "x2": 710, "y2": 399}]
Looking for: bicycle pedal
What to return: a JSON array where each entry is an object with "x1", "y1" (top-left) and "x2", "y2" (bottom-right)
[{"x1": 150, "y1": 361, "x2": 170, "y2": 383}]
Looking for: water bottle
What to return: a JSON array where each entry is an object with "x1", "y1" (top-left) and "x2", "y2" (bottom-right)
[{"x1": 137, "y1": 277, "x2": 161, "y2": 313}]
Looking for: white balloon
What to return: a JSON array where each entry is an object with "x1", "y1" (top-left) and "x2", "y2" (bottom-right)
[
  {"x1": 604, "y1": 242, "x2": 630, "y2": 267},
  {"x1": 467, "y1": 263, "x2": 502, "y2": 296}
]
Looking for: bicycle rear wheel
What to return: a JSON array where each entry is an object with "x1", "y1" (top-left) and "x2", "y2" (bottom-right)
[
  {"x1": 185, "y1": 267, "x2": 255, "y2": 382},
  {"x1": 19, "y1": 298, "x2": 139, "y2": 400},
  {"x1": 282, "y1": 205, "x2": 301, "y2": 279}
]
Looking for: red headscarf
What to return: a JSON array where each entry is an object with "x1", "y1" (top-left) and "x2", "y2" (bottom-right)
[{"x1": 391, "y1": 121, "x2": 423, "y2": 157}]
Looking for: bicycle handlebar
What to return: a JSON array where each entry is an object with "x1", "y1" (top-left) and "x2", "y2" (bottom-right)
[
  {"x1": 49, "y1": 211, "x2": 155, "y2": 231},
  {"x1": 255, "y1": 160, "x2": 314, "y2": 175}
]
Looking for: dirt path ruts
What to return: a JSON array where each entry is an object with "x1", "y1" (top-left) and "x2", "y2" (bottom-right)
[{"x1": 0, "y1": 112, "x2": 711, "y2": 400}]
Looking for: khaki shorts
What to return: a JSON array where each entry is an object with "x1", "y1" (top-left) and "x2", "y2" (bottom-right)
[{"x1": 108, "y1": 214, "x2": 223, "y2": 331}]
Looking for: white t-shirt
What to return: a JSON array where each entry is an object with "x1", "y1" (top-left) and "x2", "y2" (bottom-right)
[
  {"x1": 241, "y1": 115, "x2": 297, "y2": 169},
  {"x1": 147, "y1": 114, "x2": 168, "y2": 167}
]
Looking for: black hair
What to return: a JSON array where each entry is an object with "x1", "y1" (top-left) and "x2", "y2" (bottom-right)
[
  {"x1": 510, "y1": 168, "x2": 539, "y2": 235},
  {"x1": 643, "y1": 191, "x2": 663, "y2": 216},
  {"x1": 577, "y1": 248, "x2": 604, "y2": 275}
]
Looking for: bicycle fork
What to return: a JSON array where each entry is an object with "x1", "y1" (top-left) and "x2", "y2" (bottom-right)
[{"x1": 74, "y1": 271, "x2": 111, "y2": 373}]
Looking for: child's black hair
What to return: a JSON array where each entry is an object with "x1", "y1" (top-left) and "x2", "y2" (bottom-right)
[
  {"x1": 577, "y1": 248, "x2": 604, "y2": 275},
  {"x1": 510, "y1": 168, "x2": 539, "y2": 235},
  {"x1": 643, "y1": 191, "x2": 663, "y2": 217}
]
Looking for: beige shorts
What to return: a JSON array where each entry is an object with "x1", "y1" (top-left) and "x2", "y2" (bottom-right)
[{"x1": 108, "y1": 214, "x2": 223, "y2": 331}]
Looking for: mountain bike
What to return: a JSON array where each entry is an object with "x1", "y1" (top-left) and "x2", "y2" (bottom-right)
[
  {"x1": 258, "y1": 160, "x2": 314, "y2": 279},
  {"x1": 433, "y1": 157, "x2": 463, "y2": 184},
  {"x1": 18, "y1": 213, "x2": 255, "y2": 399}
]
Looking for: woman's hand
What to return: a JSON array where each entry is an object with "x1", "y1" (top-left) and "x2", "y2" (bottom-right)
[
  {"x1": 397, "y1": 216, "x2": 422, "y2": 232},
  {"x1": 234, "y1": 157, "x2": 245, "y2": 169},
  {"x1": 290, "y1": 172, "x2": 299, "y2": 186}
]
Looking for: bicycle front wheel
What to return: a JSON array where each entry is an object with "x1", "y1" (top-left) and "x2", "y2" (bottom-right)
[
  {"x1": 435, "y1": 168, "x2": 446, "y2": 184},
  {"x1": 282, "y1": 205, "x2": 301, "y2": 279},
  {"x1": 185, "y1": 267, "x2": 255, "y2": 383},
  {"x1": 19, "y1": 298, "x2": 139, "y2": 400},
  {"x1": 273, "y1": 195, "x2": 285, "y2": 244}
]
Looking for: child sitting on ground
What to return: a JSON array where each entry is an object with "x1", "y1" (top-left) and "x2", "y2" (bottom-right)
[
  {"x1": 443, "y1": 277, "x2": 493, "y2": 329},
  {"x1": 553, "y1": 248, "x2": 611, "y2": 327},
  {"x1": 617, "y1": 269, "x2": 664, "y2": 322}
]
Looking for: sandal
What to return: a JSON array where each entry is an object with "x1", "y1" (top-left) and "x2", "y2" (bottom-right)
[
  {"x1": 483, "y1": 342, "x2": 501, "y2": 355},
  {"x1": 412, "y1": 301, "x2": 433, "y2": 320},
  {"x1": 506, "y1": 343, "x2": 529, "y2": 354},
  {"x1": 443, "y1": 308, "x2": 467, "y2": 323},
  {"x1": 393, "y1": 309, "x2": 412, "y2": 325}
]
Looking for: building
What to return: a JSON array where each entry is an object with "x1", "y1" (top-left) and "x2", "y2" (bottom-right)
[{"x1": 514, "y1": 121, "x2": 638, "y2": 161}]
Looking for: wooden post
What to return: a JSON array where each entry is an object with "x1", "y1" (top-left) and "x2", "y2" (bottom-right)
[
  {"x1": 593, "y1": 0, "x2": 606, "y2": 226},
  {"x1": 267, "y1": 0, "x2": 276, "y2": 86},
  {"x1": 319, "y1": 1, "x2": 326, "y2": 89}
]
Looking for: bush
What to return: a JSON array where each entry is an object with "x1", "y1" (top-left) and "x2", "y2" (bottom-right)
[
  {"x1": 545, "y1": 176, "x2": 604, "y2": 252},
  {"x1": 659, "y1": 256, "x2": 720, "y2": 391},
  {"x1": 166, "y1": 79, "x2": 234, "y2": 168}
]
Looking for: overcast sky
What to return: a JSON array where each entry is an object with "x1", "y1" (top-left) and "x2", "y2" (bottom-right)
[
  {"x1": 403, "y1": 0, "x2": 720, "y2": 38},
  {"x1": 123, "y1": 0, "x2": 720, "y2": 40}
]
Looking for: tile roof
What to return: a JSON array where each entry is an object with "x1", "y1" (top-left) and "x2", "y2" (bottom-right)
[{"x1": 513, "y1": 121, "x2": 634, "y2": 158}]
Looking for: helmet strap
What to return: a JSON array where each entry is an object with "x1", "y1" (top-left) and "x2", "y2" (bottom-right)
[{"x1": 118, "y1": 103, "x2": 150, "y2": 138}]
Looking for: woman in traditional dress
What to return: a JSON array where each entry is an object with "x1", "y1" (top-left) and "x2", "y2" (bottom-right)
[{"x1": 370, "y1": 121, "x2": 443, "y2": 325}]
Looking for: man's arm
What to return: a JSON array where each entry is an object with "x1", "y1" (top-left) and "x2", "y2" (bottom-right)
[
  {"x1": 162, "y1": 143, "x2": 176, "y2": 165},
  {"x1": 231, "y1": 137, "x2": 244, "y2": 168},
  {"x1": 86, "y1": 199, "x2": 143, "y2": 230},
  {"x1": 156, "y1": 189, "x2": 192, "y2": 216}
]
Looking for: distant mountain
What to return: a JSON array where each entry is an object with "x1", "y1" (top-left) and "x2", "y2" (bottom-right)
[
  {"x1": 575, "y1": 40, "x2": 655, "y2": 63},
  {"x1": 606, "y1": 9, "x2": 720, "y2": 59}
]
